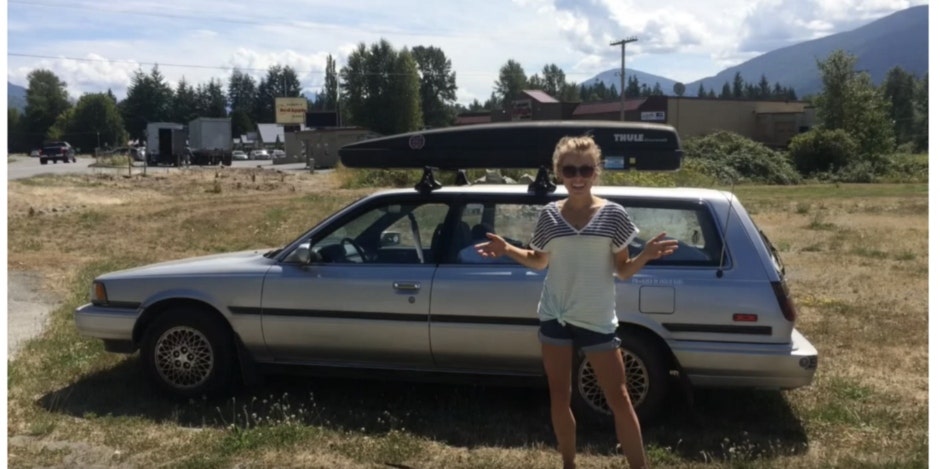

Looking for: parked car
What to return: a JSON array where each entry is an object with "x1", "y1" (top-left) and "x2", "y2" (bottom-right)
[
  {"x1": 232, "y1": 150, "x2": 249, "y2": 161},
  {"x1": 249, "y1": 149, "x2": 270, "y2": 160},
  {"x1": 40, "y1": 141, "x2": 76, "y2": 164},
  {"x1": 272, "y1": 149, "x2": 286, "y2": 159},
  {"x1": 73, "y1": 122, "x2": 817, "y2": 421},
  {"x1": 29, "y1": 149, "x2": 41, "y2": 157},
  {"x1": 133, "y1": 147, "x2": 147, "y2": 162}
]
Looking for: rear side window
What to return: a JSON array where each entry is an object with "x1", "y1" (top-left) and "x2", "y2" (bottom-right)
[
  {"x1": 617, "y1": 201, "x2": 724, "y2": 267},
  {"x1": 451, "y1": 202, "x2": 542, "y2": 264},
  {"x1": 444, "y1": 198, "x2": 724, "y2": 267}
]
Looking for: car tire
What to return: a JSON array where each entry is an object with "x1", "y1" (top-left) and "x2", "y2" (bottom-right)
[
  {"x1": 40, "y1": 158, "x2": 47, "y2": 165},
  {"x1": 572, "y1": 331, "x2": 669, "y2": 424},
  {"x1": 141, "y1": 308, "x2": 235, "y2": 398}
]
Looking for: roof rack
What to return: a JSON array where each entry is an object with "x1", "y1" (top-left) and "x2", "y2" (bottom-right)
[
  {"x1": 338, "y1": 120, "x2": 683, "y2": 194},
  {"x1": 415, "y1": 167, "x2": 443, "y2": 195}
]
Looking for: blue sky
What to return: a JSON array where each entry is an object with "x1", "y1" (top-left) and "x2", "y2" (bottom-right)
[{"x1": 2, "y1": 0, "x2": 931, "y2": 105}]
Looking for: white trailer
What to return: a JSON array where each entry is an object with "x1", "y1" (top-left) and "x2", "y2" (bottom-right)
[
  {"x1": 145, "y1": 122, "x2": 186, "y2": 166},
  {"x1": 189, "y1": 117, "x2": 233, "y2": 165}
]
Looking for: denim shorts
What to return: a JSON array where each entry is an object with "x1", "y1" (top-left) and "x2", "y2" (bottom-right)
[{"x1": 538, "y1": 319, "x2": 621, "y2": 352}]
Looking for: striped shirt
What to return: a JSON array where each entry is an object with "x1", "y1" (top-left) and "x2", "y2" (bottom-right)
[{"x1": 530, "y1": 200, "x2": 639, "y2": 334}]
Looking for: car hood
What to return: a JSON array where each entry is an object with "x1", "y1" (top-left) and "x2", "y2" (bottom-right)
[{"x1": 98, "y1": 249, "x2": 276, "y2": 279}]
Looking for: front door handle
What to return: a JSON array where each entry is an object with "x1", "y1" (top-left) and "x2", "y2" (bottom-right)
[{"x1": 393, "y1": 281, "x2": 421, "y2": 292}]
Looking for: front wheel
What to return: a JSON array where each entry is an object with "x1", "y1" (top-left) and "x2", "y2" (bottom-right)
[
  {"x1": 572, "y1": 331, "x2": 669, "y2": 423},
  {"x1": 141, "y1": 308, "x2": 235, "y2": 398}
]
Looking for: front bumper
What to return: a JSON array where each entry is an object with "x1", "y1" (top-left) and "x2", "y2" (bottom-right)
[
  {"x1": 672, "y1": 329, "x2": 818, "y2": 390},
  {"x1": 74, "y1": 303, "x2": 140, "y2": 342}
]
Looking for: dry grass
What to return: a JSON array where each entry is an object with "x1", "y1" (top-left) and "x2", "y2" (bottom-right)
[{"x1": 6, "y1": 169, "x2": 928, "y2": 469}]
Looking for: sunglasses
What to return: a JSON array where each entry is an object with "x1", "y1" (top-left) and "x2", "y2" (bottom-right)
[{"x1": 560, "y1": 165, "x2": 596, "y2": 178}]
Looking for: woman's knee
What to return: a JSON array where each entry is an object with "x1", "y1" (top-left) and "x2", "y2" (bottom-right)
[{"x1": 603, "y1": 386, "x2": 633, "y2": 414}]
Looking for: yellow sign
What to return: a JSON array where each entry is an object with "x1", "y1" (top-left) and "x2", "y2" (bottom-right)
[{"x1": 275, "y1": 97, "x2": 308, "y2": 124}]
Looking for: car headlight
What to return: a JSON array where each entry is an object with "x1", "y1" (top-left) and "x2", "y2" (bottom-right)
[{"x1": 90, "y1": 281, "x2": 108, "y2": 305}]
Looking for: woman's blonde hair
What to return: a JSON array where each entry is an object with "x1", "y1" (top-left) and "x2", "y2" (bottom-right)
[{"x1": 551, "y1": 135, "x2": 602, "y2": 177}]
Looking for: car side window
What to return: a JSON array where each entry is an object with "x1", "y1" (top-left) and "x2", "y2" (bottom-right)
[
  {"x1": 293, "y1": 202, "x2": 447, "y2": 265},
  {"x1": 452, "y1": 202, "x2": 543, "y2": 265},
  {"x1": 618, "y1": 202, "x2": 723, "y2": 266}
]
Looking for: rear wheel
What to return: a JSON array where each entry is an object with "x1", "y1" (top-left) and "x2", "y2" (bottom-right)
[
  {"x1": 40, "y1": 158, "x2": 48, "y2": 165},
  {"x1": 141, "y1": 308, "x2": 235, "y2": 398},
  {"x1": 572, "y1": 331, "x2": 669, "y2": 423}
]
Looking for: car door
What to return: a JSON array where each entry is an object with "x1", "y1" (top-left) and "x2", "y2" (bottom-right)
[
  {"x1": 261, "y1": 200, "x2": 448, "y2": 367},
  {"x1": 429, "y1": 198, "x2": 549, "y2": 373}
]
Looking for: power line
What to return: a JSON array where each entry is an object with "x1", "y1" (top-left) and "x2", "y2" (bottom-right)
[
  {"x1": 7, "y1": 52, "x2": 272, "y2": 74},
  {"x1": 8, "y1": 0, "x2": 284, "y2": 28},
  {"x1": 7, "y1": 51, "x2": 472, "y2": 80}
]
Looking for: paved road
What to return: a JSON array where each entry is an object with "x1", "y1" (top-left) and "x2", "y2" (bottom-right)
[{"x1": 7, "y1": 155, "x2": 311, "y2": 180}]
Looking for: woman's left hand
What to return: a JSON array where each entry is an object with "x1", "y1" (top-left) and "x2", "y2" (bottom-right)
[{"x1": 641, "y1": 232, "x2": 679, "y2": 260}]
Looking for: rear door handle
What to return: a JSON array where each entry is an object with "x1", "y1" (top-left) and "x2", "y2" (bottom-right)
[{"x1": 393, "y1": 281, "x2": 421, "y2": 292}]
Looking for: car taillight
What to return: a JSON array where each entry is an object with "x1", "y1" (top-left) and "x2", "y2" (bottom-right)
[{"x1": 771, "y1": 280, "x2": 797, "y2": 322}]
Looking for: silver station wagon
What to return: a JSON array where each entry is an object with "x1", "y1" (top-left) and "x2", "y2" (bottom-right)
[{"x1": 74, "y1": 122, "x2": 817, "y2": 421}]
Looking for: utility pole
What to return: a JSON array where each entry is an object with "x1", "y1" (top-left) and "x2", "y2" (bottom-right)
[{"x1": 610, "y1": 37, "x2": 638, "y2": 121}]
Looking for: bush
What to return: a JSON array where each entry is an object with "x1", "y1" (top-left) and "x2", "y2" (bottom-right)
[
  {"x1": 683, "y1": 131, "x2": 802, "y2": 185},
  {"x1": 788, "y1": 128, "x2": 859, "y2": 176},
  {"x1": 877, "y1": 153, "x2": 929, "y2": 183}
]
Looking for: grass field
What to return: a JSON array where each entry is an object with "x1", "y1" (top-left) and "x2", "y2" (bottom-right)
[{"x1": 6, "y1": 167, "x2": 928, "y2": 468}]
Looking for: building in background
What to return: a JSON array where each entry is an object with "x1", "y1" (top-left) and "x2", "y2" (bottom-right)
[{"x1": 457, "y1": 91, "x2": 815, "y2": 149}]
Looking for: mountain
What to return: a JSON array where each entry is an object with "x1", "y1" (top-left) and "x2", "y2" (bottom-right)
[
  {"x1": 580, "y1": 69, "x2": 681, "y2": 96},
  {"x1": 8, "y1": 82, "x2": 28, "y2": 112},
  {"x1": 582, "y1": 5, "x2": 928, "y2": 99}
]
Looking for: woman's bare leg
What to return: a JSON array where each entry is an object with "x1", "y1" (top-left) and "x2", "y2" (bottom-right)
[
  {"x1": 586, "y1": 348, "x2": 649, "y2": 469},
  {"x1": 542, "y1": 343, "x2": 577, "y2": 469}
]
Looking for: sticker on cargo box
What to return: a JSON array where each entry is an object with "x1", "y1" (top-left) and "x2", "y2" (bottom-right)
[
  {"x1": 603, "y1": 156, "x2": 625, "y2": 169},
  {"x1": 409, "y1": 134, "x2": 426, "y2": 150}
]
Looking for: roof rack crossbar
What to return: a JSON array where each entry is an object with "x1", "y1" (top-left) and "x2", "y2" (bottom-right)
[
  {"x1": 528, "y1": 166, "x2": 557, "y2": 195},
  {"x1": 415, "y1": 166, "x2": 443, "y2": 195},
  {"x1": 455, "y1": 169, "x2": 471, "y2": 186}
]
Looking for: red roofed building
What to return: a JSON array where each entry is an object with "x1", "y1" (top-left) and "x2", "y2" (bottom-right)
[{"x1": 454, "y1": 91, "x2": 813, "y2": 147}]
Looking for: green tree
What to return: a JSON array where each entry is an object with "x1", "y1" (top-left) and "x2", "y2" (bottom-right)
[
  {"x1": 912, "y1": 73, "x2": 928, "y2": 152},
  {"x1": 389, "y1": 48, "x2": 423, "y2": 133},
  {"x1": 340, "y1": 39, "x2": 423, "y2": 134},
  {"x1": 881, "y1": 66, "x2": 916, "y2": 146},
  {"x1": 171, "y1": 78, "x2": 200, "y2": 123},
  {"x1": 311, "y1": 55, "x2": 339, "y2": 112},
  {"x1": 46, "y1": 107, "x2": 75, "y2": 142},
  {"x1": 626, "y1": 75, "x2": 640, "y2": 97},
  {"x1": 697, "y1": 83, "x2": 706, "y2": 98},
  {"x1": 254, "y1": 65, "x2": 302, "y2": 123},
  {"x1": 493, "y1": 59, "x2": 527, "y2": 107},
  {"x1": 719, "y1": 82, "x2": 732, "y2": 99},
  {"x1": 411, "y1": 45, "x2": 458, "y2": 128},
  {"x1": 196, "y1": 78, "x2": 228, "y2": 118},
  {"x1": 732, "y1": 72, "x2": 744, "y2": 98},
  {"x1": 814, "y1": 50, "x2": 895, "y2": 157},
  {"x1": 540, "y1": 64, "x2": 567, "y2": 98},
  {"x1": 758, "y1": 75, "x2": 771, "y2": 99},
  {"x1": 230, "y1": 109, "x2": 254, "y2": 139},
  {"x1": 120, "y1": 65, "x2": 174, "y2": 141},
  {"x1": 65, "y1": 93, "x2": 128, "y2": 151},
  {"x1": 24, "y1": 69, "x2": 72, "y2": 146},
  {"x1": 7, "y1": 108, "x2": 28, "y2": 153},
  {"x1": 228, "y1": 69, "x2": 257, "y2": 114}
]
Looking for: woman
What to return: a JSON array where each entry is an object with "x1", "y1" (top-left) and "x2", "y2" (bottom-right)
[{"x1": 475, "y1": 135, "x2": 677, "y2": 469}]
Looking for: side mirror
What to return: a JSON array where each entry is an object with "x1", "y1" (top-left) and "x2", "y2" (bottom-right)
[
  {"x1": 381, "y1": 231, "x2": 401, "y2": 247},
  {"x1": 285, "y1": 243, "x2": 320, "y2": 264}
]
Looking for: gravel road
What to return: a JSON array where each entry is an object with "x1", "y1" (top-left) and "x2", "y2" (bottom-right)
[{"x1": 7, "y1": 271, "x2": 60, "y2": 358}]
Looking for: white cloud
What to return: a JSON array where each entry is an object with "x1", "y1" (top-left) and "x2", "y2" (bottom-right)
[{"x1": 6, "y1": 0, "x2": 927, "y2": 105}]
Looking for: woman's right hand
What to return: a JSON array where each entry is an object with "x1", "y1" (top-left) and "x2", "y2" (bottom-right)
[{"x1": 475, "y1": 232, "x2": 508, "y2": 258}]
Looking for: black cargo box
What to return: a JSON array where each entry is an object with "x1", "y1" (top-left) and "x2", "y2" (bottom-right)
[{"x1": 339, "y1": 121, "x2": 682, "y2": 171}]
